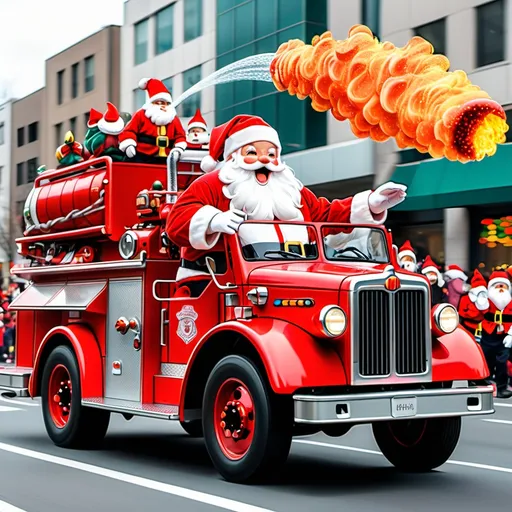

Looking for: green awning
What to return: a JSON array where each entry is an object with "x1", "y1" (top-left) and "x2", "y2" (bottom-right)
[{"x1": 391, "y1": 143, "x2": 512, "y2": 211}]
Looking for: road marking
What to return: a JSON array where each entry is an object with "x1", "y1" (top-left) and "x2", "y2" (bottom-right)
[
  {"x1": 0, "y1": 406, "x2": 21, "y2": 413},
  {"x1": 0, "y1": 442, "x2": 275, "y2": 512},
  {"x1": 0, "y1": 396, "x2": 39, "y2": 407},
  {"x1": 293, "y1": 439, "x2": 512, "y2": 475},
  {"x1": 482, "y1": 419, "x2": 512, "y2": 425},
  {"x1": 495, "y1": 402, "x2": 512, "y2": 408},
  {"x1": 0, "y1": 499, "x2": 26, "y2": 512}
]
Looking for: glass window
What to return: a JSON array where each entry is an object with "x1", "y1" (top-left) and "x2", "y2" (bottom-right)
[
  {"x1": 256, "y1": 0, "x2": 277, "y2": 38},
  {"x1": 415, "y1": 18, "x2": 446, "y2": 55},
  {"x1": 163, "y1": 77, "x2": 173, "y2": 94},
  {"x1": 84, "y1": 56, "x2": 94, "y2": 93},
  {"x1": 322, "y1": 227, "x2": 389, "y2": 263},
  {"x1": 155, "y1": 5, "x2": 174, "y2": 55},
  {"x1": 306, "y1": 106, "x2": 326, "y2": 150},
  {"x1": 0, "y1": 123, "x2": 4, "y2": 145},
  {"x1": 234, "y1": 44, "x2": 255, "y2": 103},
  {"x1": 477, "y1": 0, "x2": 504, "y2": 67},
  {"x1": 133, "y1": 88, "x2": 146, "y2": 111},
  {"x1": 70, "y1": 117, "x2": 76, "y2": 136},
  {"x1": 217, "y1": 10, "x2": 234, "y2": 55},
  {"x1": 216, "y1": 53, "x2": 235, "y2": 111},
  {"x1": 277, "y1": 92, "x2": 305, "y2": 153},
  {"x1": 71, "y1": 62, "x2": 79, "y2": 98},
  {"x1": 84, "y1": 112, "x2": 89, "y2": 131},
  {"x1": 278, "y1": 0, "x2": 304, "y2": 29},
  {"x1": 234, "y1": 2, "x2": 254, "y2": 47},
  {"x1": 16, "y1": 162, "x2": 24, "y2": 186},
  {"x1": 27, "y1": 158, "x2": 38, "y2": 183},
  {"x1": 28, "y1": 122, "x2": 38, "y2": 143},
  {"x1": 361, "y1": 0, "x2": 380, "y2": 38},
  {"x1": 134, "y1": 18, "x2": 149, "y2": 64},
  {"x1": 181, "y1": 66, "x2": 202, "y2": 117},
  {"x1": 218, "y1": 0, "x2": 234, "y2": 13},
  {"x1": 17, "y1": 127, "x2": 24, "y2": 147},
  {"x1": 476, "y1": 214, "x2": 512, "y2": 272},
  {"x1": 254, "y1": 94, "x2": 277, "y2": 127},
  {"x1": 57, "y1": 69, "x2": 65, "y2": 105},
  {"x1": 55, "y1": 122, "x2": 63, "y2": 148},
  {"x1": 185, "y1": 0, "x2": 203, "y2": 42},
  {"x1": 306, "y1": 0, "x2": 327, "y2": 25}
]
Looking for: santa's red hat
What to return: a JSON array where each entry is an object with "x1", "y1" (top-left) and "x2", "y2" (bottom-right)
[
  {"x1": 201, "y1": 115, "x2": 281, "y2": 173},
  {"x1": 88, "y1": 108, "x2": 103, "y2": 128},
  {"x1": 444, "y1": 264, "x2": 468, "y2": 282},
  {"x1": 421, "y1": 255, "x2": 444, "y2": 286},
  {"x1": 470, "y1": 269, "x2": 487, "y2": 294},
  {"x1": 398, "y1": 240, "x2": 416, "y2": 262},
  {"x1": 98, "y1": 102, "x2": 124, "y2": 135},
  {"x1": 488, "y1": 270, "x2": 510, "y2": 289},
  {"x1": 139, "y1": 77, "x2": 172, "y2": 104},
  {"x1": 188, "y1": 109, "x2": 207, "y2": 131}
]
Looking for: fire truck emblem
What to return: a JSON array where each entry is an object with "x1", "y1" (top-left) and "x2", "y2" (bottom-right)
[{"x1": 176, "y1": 305, "x2": 198, "y2": 344}]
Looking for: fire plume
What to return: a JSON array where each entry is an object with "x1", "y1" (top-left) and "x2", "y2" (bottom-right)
[{"x1": 270, "y1": 25, "x2": 508, "y2": 162}]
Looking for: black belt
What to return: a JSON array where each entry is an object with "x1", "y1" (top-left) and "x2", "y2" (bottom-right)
[
  {"x1": 484, "y1": 312, "x2": 512, "y2": 322},
  {"x1": 181, "y1": 253, "x2": 226, "y2": 273},
  {"x1": 138, "y1": 134, "x2": 173, "y2": 147}
]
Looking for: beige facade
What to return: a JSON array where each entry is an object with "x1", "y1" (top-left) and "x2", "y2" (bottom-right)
[{"x1": 43, "y1": 25, "x2": 121, "y2": 166}]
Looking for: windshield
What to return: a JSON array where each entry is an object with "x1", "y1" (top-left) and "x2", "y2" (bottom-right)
[
  {"x1": 322, "y1": 226, "x2": 389, "y2": 263},
  {"x1": 238, "y1": 223, "x2": 319, "y2": 261}
]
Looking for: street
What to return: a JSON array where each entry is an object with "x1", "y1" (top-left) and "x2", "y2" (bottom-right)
[{"x1": 0, "y1": 394, "x2": 511, "y2": 512}]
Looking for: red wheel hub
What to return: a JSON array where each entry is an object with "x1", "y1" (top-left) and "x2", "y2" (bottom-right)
[
  {"x1": 214, "y1": 378, "x2": 255, "y2": 460},
  {"x1": 48, "y1": 364, "x2": 72, "y2": 428}
]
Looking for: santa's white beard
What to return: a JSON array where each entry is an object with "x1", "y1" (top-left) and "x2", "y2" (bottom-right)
[
  {"x1": 187, "y1": 131, "x2": 209, "y2": 145},
  {"x1": 218, "y1": 154, "x2": 304, "y2": 221},
  {"x1": 144, "y1": 103, "x2": 177, "y2": 125},
  {"x1": 488, "y1": 286, "x2": 512, "y2": 311},
  {"x1": 401, "y1": 260, "x2": 417, "y2": 273}
]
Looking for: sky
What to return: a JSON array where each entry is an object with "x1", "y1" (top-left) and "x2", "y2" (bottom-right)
[{"x1": 0, "y1": 0, "x2": 125, "y2": 100}]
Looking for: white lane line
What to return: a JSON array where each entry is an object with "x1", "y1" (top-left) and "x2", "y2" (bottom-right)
[
  {"x1": 0, "y1": 442, "x2": 274, "y2": 512},
  {"x1": 293, "y1": 439, "x2": 512, "y2": 475},
  {"x1": 0, "y1": 396, "x2": 39, "y2": 407},
  {"x1": 0, "y1": 499, "x2": 27, "y2": 512},
  {"x1": 482, "y1": 419, "x2": 512, "y2": 425},
  {"x1": 0, "y1": 406, "x2": 21, "y2": 412},
  {"x1": 495, "y1": 402, "x2": 512, "y2": 408}
]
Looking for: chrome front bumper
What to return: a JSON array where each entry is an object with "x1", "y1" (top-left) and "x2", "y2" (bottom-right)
[
  {"x1": 0, "y1": 366, "x2": 31, "y2": 397},
  {"x1": 293, "y1": 386, "x2": 494, "y2": 424}
]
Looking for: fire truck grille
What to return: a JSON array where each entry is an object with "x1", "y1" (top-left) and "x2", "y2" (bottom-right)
[{"x1": 357, "y1": 289, "x2": 428, "y2": 378}]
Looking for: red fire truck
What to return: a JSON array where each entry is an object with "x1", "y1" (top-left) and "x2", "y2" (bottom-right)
[{"x1": 0, "y1": 150, "x2": 494, "y2": 483}]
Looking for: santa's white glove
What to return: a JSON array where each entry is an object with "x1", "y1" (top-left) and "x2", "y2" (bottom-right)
[
  {"x1": 125, "y1": 145, "x2": 136, "y2": 158},
  {"x1": 368, "y1": 182, "x2": 407, "y2": 214},
  {"x1": 503, "y1": 334, "x2": 512, "y2": 348},
  {"x1": 170, "y1": 147, "x2": 184, "y2": 159},
  {"x1": 469, "y1": 289, "x2": 490, "y2": 310},
  {"x1": 208, "y1": 209, "x2": 246, "y2": 236}
]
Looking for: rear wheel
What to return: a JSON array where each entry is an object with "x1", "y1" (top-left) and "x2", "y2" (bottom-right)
[
  {"x1": 372, "y1": 416, "x2": 461, "y2": 472},
  {"x1": 203, "y1": 355, "x2": 292, "y2": 483},
  {"x1": 41, "y1": 345, "x2": 110, "y2": 448}
]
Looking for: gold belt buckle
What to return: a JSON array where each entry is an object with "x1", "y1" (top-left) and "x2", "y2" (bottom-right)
[
  {"x1": 494, "y1": 310, "x2": 503, "y2": 324},
  {"x1": 156, "y1": 136, "x2": 169, "y2": 148},
  {"x1": 475, "y1": 322, "x2": 482, "y2": 336},
  {"x1": 284, "y1": 241, "x2": 305, "y2": 257}
]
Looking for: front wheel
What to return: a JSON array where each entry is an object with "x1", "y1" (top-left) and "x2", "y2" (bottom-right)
[
  {"x1": 202, "y1": 355, "x2": 292, "y2": 483},
  {"x1": 372, "y1": 416, "x2": 461, "y2": 472}
]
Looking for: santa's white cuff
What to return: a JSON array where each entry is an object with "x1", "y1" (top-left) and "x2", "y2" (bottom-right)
[
  {"x1": 189, "y1": 205, "x2": 223, "y2": 250},
  {"x1": 174, "y1": 141, "x2": 187, "y2": 151},
  {"x1": 119, "y1": 138, "x2": 137, "y2": 152},
  {"x1": 350, "y1": 190, "x2": 387, "y2": 224}
]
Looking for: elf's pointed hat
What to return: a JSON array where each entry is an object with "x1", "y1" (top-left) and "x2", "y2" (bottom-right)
[
  {"x1": 470, "y1": 269, "x2": 487, "y2": 294},
  {"x1": 139, "y1": 78, "x2": 172, "y2": 104},
  {"x1": 421, "y1": 255, "x2": 444, "y2": 286},
  {"x1": 398, "y1": 240, "x2": 416, "y2": 262},
  {"x1": 88, "y1": 108, "x2": 103, "y2": 128},
  {"x1": 444, "y1": 264, "x2": 468, "y2": 282},
  {"x1": 98, "y1": 102, "x2": 124, "y2": 135},
  {"x1": 188, "y1": 109, "x2": 207, "y2": 131},
  {"x1": 488, "y1": 269, "x2": 510, "y2": 288},
  {"x1": 201, "y1": 115, "x2": 281, "y2": 173}
]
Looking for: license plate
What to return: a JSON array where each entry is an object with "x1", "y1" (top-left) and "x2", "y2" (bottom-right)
[{"x1": 391, "y1": 396, "x2": 417, "y2": 418}]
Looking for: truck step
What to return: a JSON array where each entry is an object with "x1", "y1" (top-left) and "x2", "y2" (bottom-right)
[
  {"x1": 0, "y1": 366, "x2": 32, "y2": 397},
  {"x1": 82, "y1": 397, "x2": 179, "y2": 420}
]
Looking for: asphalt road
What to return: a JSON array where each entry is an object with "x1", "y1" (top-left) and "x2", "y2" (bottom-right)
[{"x1": 0, "y1": 393, "x2": 511, "y2": 512}]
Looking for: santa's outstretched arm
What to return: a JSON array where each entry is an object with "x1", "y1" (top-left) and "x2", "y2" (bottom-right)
[{"x1": 118, "y1": 110, "x2": 143, "y2": 155}]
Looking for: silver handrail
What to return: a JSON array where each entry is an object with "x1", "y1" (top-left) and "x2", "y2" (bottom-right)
[
  {"x1": 152, "y1": 279, "x2": 177, "y2": 302},
  {"x1": 166, "y1": 150, "x2": 180, "y2": 204}
]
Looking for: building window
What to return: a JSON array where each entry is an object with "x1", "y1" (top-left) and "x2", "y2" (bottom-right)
[
  {"x1": 17, "y1": 127, "x2": 24, "y2": 147},
  {"x1": 57, "y1": 69, "x2": 65, "y2": 104},
  {"x1": 16, "y1": 162, "x2": 24, "y2": 186},
  {"x1": 415, "y1": 18, "x2": 446, "y2": 55},
  {"x1": 163, "y1": 77, "x2": 173, "y2": 94},
  {"x1": 28, "y1": 122, "x2": 38, "y2": 143},
  {"x1": 362, "y1": 0, "x2": 380, "y2": 39},
  {"x1": 84, "y1": 112, "x2": 90, "y2": 131},
  {"x1": 72, "y1": 63, "x2": 79, "y2": 98},
  {"x1": 0, "y1": 123, "x2": 4, "y2": 145},
  {"x1": 70, "y1": 117, "x2": 77, "y2": 135},
  {"x1": 184, "y1": 0, "x2": 202, "y2": 42},
  {"x1": 133, "y1": 88, "x2": 146, "y2": 111},
  {"x1": 477, "y1": 0, "x2": 504, "y2": 67},
  {"x1": 27, "y1": 158, "x2": 38, "y2": 183},
  {"x1": 84, "y1": 56, "x2": 95, "y2": 93},
  {"x1": 134, "y1": 18, "x2": 149, "y2": 65},
  {"x1": 0, "y1": 166, "x2": 3, "y2": 188},
  {"x1": 155, "y1": 5, "x2": 174, "y2": 55},
  {"x1": 55, "y1": 122, "x2": 63, "y2": 148},
  {"x1": 181, "y1": 66, "x2": 202, "y2": 117}
]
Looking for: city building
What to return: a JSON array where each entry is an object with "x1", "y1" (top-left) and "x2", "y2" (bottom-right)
[
  {"x1": 43, "y1": 25, "x2": 121, "y2": 167},
  {"x1": 11, "y1": 88, "x2": 45, "y2": 263}
]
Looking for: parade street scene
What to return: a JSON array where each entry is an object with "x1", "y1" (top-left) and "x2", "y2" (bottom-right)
[{"x1": 1, "y1": 0, "x2": 512, "y2": 510}]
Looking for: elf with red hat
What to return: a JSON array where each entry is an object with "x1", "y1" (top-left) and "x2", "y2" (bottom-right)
[
  {"x1": 119, "y1": 78, "x2": 187, "y2": 163},
  {"x1": 84, "y1": 107, "x2": 103, "y2": 157},
  {"x1": 87, "y1": 102, "x2": 126, "y2": 161},
  {"x1": 458, "y1": 269, "x2": 488, "y2": 337},
  {"x1": 421, "y1": 255, "x2": 446, "y2": 305},
  {"x1": 166, "y1": 114, "x2": 407, "y2": 281},
  {"x1": 397, "y1": 240, "x2": 417, "y2": 272},
  {"x1": 186, "y1": 109, "x2": 210, "y2": 150}
]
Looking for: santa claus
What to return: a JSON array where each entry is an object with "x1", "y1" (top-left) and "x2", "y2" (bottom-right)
[
  {"x1": 421, "y1": 255, "x2": 446, "y2": 305},
  {"x1": 458, "y1": 269, "x2": 488, "y2": 338},
  {"x1": 397, "y1": 241, "x2": 417, "y2": 272},
  {"x1": 186, "y1": 109, "x2": 210, "y2": 150},
  {"x1": 119, "y1": 78, "x2": 187, "y2": 162},
  {"x1": 165, "y1": 114, "x2": 407, "y2": 281}
]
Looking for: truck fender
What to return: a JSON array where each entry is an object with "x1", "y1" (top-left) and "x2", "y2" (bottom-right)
[
  {"x1": 182, "y1": 319, "x2": 347, "y2": 400},
  {"x1": 29, "y1": 324, "x2": 103, "y2": 398},
  {"x1": 432, "y1": 327, "x2": 489, "y2": 381}
]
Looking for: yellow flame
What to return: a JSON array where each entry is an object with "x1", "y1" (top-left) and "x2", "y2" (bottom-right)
[{"x1": 472, "y1": 114, "x2": 508, "y2": 160}]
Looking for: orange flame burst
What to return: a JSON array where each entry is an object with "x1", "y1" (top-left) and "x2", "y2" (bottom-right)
[{"x1": 270, "y1": 25, "x2": 508, "y2": 162}]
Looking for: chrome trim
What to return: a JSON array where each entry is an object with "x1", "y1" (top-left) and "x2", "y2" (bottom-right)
[
  {"x1": 319, "y1": 305, "x2": 346, "y2": 337},
  {"x1": 293, "y1": 385, "x2": 494, "y2": 424},
  {"x1": 82, "y1": 397, "x2": 179, "y2": 419},
  {"x1": 0, "y1": 367, "x2": 32, "y2": 389},
  {"x1": 0, "y1": 386, "x2": 30, "y2": 397},
  {"x1": 152, "y1": 279, "x2": 176, "y2": 302},
  {"x1": 224, "y1": 293, "x2": 239, "y2": 307},
  {"x1": 119, "y1": 230, "x2": 138, "y2": 260},
  {"x1": 247, "y1": 287, "x2": 268, "y2": 306},
  {"x1": 235, "y1": 307, "x2": 253, "y2": 319},
  {"x1": 434, "y1": 303, "x2": 459, "y2": 334},
  {"x1": 160, "y1": 308, "x2": 169, "y2": 346}
]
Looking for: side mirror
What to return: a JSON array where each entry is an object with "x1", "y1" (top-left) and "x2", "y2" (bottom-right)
[{"x1": 205, "y1": 256, "x2": 237, "y2": 290}]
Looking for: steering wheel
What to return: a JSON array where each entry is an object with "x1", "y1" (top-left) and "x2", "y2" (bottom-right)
[{"x1": 332, "y1": 246, "x2": 370, "y2": 261}]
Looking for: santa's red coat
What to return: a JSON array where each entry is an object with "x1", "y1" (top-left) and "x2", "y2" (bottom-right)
[
  {"x1": 165, "y1": 169, "x2": 384, "y2": 262},
  {"x1": 481, "y1": 299, "x2": 512, "y2": 335},
  {"x1": 458, "y1": 295, "x2": 484, "y2": 333},
  {"x1": 119, "y1": 109, "x2": 187, "y2": 157}
]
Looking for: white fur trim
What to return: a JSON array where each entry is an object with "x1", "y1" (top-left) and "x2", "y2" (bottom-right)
[
  {"x1": 201, "y1": 155, "x2": 218, "y2": 172},
  {"x1": 188, "y1": 122, "x2": 207, "y2": 130},
  {"x1": 174, "y1": 141, "x2": 187, "y2": 150},
  {"x1": 399, "y1": 250, "x2": 416, "y2": 261},
  {"x1": 489, "y1": 277, "x2": 510, "y2": 288},
  {"x1": 97, "y1": 116, "x2": 124, "y2": 135},
  {"x1": 444, "y1": 269, "x2": 468, "y2": 282},
  {"x1": 148, "y1": 92, "x2": 172, "y2": 103},
  {"x1": 223, "y1": 125, "x2": 281, "y2": 159},
  {"x1": 189, "y1": 205, "x2": 223, "y2": 250},
  {"x1": 139, "y1": 77, "x2": 150, "y2": 89},
  {"x1": 176, "y1": 266, "x2": 209, "y2": 281},
  {"x1": 119, "y1": 138, "x2": 137, "y2": 152},
  {"x1": 350, "y1": 190, "x2": 387, "y2": 224},
  {"x1": 421, "y1": 265, "x2": 439, "y2": 275}
]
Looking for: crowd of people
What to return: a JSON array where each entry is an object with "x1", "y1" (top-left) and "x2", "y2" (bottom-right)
[
  {"x1": 0, "y1": 283, "x2": 19, "y2": 364},
  {"x1": 397, "y1": 240, "x2": 512, "y2": 399}
]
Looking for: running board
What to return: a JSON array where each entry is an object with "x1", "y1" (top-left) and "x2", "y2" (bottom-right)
[{"x1": 82, "y1": 397, "x2": 179, "y2": 419}]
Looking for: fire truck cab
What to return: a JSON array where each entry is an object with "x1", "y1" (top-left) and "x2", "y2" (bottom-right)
[{"x1": 0, "y1": 150, "x2": 494, "y2": 483}]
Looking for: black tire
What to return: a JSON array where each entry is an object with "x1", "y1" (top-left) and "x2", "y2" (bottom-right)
[
  {"x1": 41, "y1": 345, "x2": 110, "y2": 448},
  {"x1": 180, "y1": 420, "x2": 203, "y2": 437},
  {"x1": 202, "y1": 355, "x2": 292, "y2": 483},
  {"x1": 372, "y1": 416, "x2": 462, "y2": 472}
]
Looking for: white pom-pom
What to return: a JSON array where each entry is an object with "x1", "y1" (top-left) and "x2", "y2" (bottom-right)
[
  {"x1": 201, "y1": 155, "x2": 218, "y2": 173},
  {"x1": 139, "y1": 77, "x2": 150, "y2": 90}
]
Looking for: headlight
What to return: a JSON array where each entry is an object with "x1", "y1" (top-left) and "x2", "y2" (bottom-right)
[
  {"x1": 319, "y1": 305, "x2": 347, "y2": 337},
  {"x1": 434, "y1": 304, "x2": 459, "y2": 334},
  {"x1": 119, "y1": 230, "x2": 138, "y2": 259}
]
